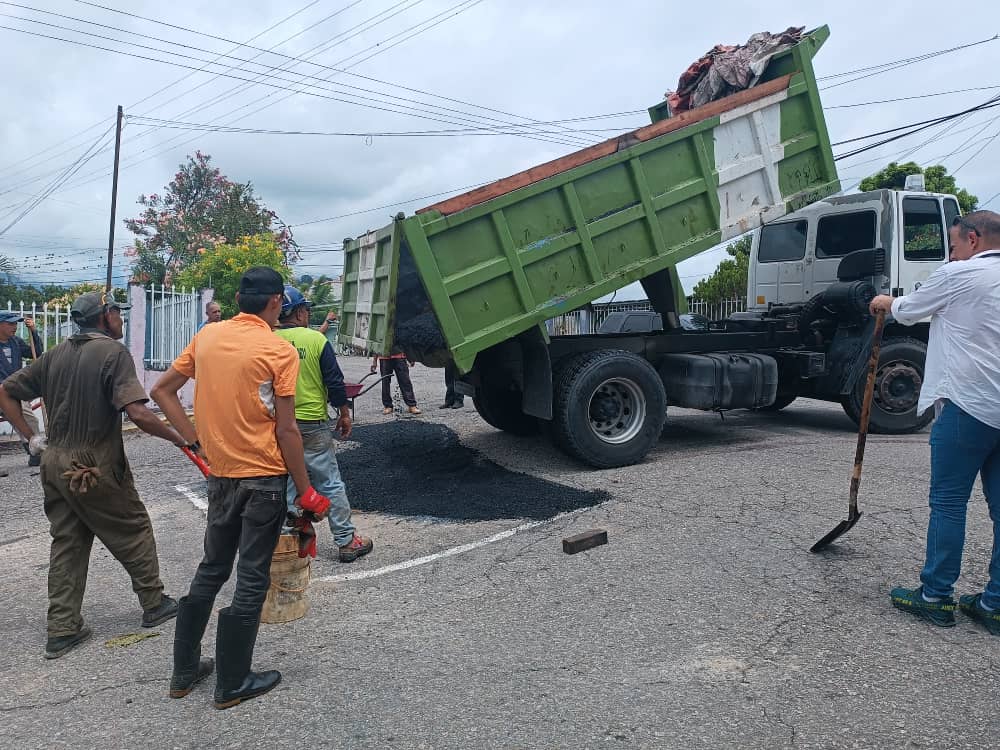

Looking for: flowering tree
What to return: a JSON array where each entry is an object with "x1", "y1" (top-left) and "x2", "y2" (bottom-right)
[
  {"x1": 175, "y1": 234, "x2": 291, "y2": 317},
  {"x1": 46, "y1": 282, "x2": 127, "y2": 308},
  {"x1": 125, "y1": 152, "x2": 296, "y2": 285}
]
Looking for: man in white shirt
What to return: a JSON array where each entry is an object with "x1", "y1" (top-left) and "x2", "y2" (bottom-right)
[{"x1": 869, "y1": 210, "x2": 1000, "y2": 636}]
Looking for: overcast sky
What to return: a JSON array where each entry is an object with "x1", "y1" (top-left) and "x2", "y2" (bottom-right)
[{"x1": 0, "y1": 0, "x2": 997, "y2": 296}]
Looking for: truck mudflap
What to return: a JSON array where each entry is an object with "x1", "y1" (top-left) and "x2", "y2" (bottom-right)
[{"x1": 658, "y1": 352, "x2": 778, "y2": 410}]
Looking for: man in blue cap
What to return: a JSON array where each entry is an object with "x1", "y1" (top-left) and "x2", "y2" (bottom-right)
[
  {"x1": 275, "y1": 285, "x2": 373, "y2": 562},
  {"x1": 0, "y1": 310, "x2": 44, "y2": 466}
]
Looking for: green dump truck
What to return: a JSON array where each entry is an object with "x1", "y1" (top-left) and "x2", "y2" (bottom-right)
[{"x1": 340, "y1": 27, "x2": 843, "y2": 468}]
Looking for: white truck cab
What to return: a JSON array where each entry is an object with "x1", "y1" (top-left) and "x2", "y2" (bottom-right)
[{"x1": 748, "y1": 185, "x2": 961, "y2": 310}]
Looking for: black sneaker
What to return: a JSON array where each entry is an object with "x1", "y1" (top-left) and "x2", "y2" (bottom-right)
[
  {"x1": 890, "y1": 586, "x2": 956, "y2": 627},
  {"x1": 28, "y1": 454, "x2": 40, "y2": 467},
  {"x1": 142, "y1": 594, "x2": 179, "y2": 628},
  {"x1": 338, "y1": 534, "x2": 373, "y2": 563},
  {"x1": 959, "y1": 593, "x2": 1000, "y2": 635},
  {"x1": 45, "y1": 626, "x2": 92, "y2": 659}
]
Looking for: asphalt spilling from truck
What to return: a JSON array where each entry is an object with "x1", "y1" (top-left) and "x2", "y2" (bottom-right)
[{"x1": 338, "y1": 420, "x2": 608, "y2": 521}]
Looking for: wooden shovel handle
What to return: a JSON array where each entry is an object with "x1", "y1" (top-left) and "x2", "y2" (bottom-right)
[
  {"x1": 26, "y1": 326, "x2": 48, "y2": 426},
  {"x1": 849, "y1": 310, "x2": 886, "y2": 511}
]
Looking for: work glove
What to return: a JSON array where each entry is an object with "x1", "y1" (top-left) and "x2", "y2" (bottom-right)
[
  {"x1": 292, "y1": 516, "x2": 317, "y2": 558},
  {"x1": 28, "y1": 434, "x2": 47, "y2": 456},
  {"x1": 297, "y1": 487, "x2": 331, "y2": 519},
  {"x1": 63, "y1": 462, "x2": 101, "y2": 494}
]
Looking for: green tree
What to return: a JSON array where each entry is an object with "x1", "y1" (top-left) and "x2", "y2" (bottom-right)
[
  {"x1": 859, "y1": 162, "x2": 978, "y2": 213},
  {"x1": 294, "y1": 274, "x2": 337, "y2": 326},
  {"x1": 692, "y1": 235, "x2": 751, "y2": 304},
  {"x1": 174, "y1": 234, "x2": 291, "y2": 318},
  {"x1": 126, "y1": 152, "x2": 296, "y2": 285}
]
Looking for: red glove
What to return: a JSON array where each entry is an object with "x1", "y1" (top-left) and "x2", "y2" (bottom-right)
[
  {"x1": 293, "y1": 517, "x2": 317, "y2": 559},
  {"x1": 298, "y1": 487, "x2": 331, "y2": 518}
]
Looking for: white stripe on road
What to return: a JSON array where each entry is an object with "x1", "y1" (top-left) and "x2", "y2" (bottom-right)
[
  {"x1": 173, "y1": 482, "x2": 594, "y2": 586},
  {"x1": 175, "y1": 484, "x2": 207, "y2": 512},
  {"x1": 316, "y1": 508, "x2": 585, "y2": 585}
]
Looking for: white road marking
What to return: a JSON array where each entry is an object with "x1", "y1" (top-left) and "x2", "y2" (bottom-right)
[
  {"x1": 316, "y1": 508, "x2": 587, "y2": 585},
  {"x1": 175, "y1": 484, "x2": 207, "y2": 513}
]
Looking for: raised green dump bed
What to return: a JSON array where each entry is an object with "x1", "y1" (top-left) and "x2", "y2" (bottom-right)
[{"x1": 340, "y1": 26, "x2": 839, "y2": 372}]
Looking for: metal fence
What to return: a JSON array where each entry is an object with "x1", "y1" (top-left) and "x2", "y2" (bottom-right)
[
  {"x1": 144, "y1": 285, "x2": 201, "y2": 370},
  {"x1": 687, "y1": 297, "x2": 747, "y2": 319},
  {"x1": 4, "y1": 299, "x2": 131, "y2": 351},
  {"x1": 546, "y1": 297, "x2": 747, "y2": 336}
]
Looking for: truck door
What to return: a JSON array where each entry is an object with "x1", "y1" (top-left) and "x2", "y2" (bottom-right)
[
  {"x1": 809, "y1": 209, "x2": 879, "y2": 295},
  {"x1": 893, "y1": 196, "x2": 953, "y2": 295},
  {"x1": 749, "y1": 219, "x2": 808, "y2": 308}
]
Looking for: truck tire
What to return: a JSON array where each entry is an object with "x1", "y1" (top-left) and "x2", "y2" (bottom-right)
[
  {"x1": 551, "y1": 350, "x2": 666, "y2": 469},
  {"x1": 840, "y1": 337, "x2": 934, "y2": 434},
  {"x1": 473, "y1": 384, "x2": 540, "y2": 436}
]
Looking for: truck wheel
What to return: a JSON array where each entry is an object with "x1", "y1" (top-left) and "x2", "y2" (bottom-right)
[
  {"x1": 840, "y1": 337, "x2": 934, "y2": 434},
  {"x1": 759, "y1": 394, "x2": 797, "y2": 412},
  {"x1": 551, "y1": 350, "x2": 666, "y2": 468},
  {"x1": 473, "y1": 383, "x2": 540, "y2": 436}
]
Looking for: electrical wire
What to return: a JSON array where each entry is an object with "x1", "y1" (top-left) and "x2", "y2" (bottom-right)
[
  {"x1": 0, "y1": 124, "x2": 115, "y2": 237},
  {"x1": 59, "y1": 0, "x2": 605, "y2": 143}
]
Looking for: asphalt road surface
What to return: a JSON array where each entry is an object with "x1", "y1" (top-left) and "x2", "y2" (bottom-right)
[{"x1": 0, "y1": 357, "x2": 996, "y2": 749}]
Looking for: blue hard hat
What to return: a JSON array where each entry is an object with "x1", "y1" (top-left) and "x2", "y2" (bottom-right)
[{"x1": 281, "y1": 285, "x2": 312, "y2": 314}]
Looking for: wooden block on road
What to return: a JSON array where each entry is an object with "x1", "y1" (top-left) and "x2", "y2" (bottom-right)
[{"x1": 562, "y1": 529, "x2": 608, "y2": 555}]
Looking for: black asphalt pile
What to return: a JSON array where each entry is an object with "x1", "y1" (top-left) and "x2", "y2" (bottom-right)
[{"x1": 339, "y1": 420, "x2": 608, "y2": 521}]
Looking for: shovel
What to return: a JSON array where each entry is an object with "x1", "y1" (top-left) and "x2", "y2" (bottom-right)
[
  {"x1": 810, "y1": 308, "x2": 886, "y2": 553},
  {"x1": 181, "y1": 446, "x2": 210, "y2": 478}
]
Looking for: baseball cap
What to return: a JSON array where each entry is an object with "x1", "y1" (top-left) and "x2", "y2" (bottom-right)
[
  {"x1": 281, "y1": 285, "x2": 312, "y2": 315},
  {"x1": 239, "y1": 267, "x2": 285, "y2": 296},
  {"x1": 0, "y1": 311, "x2": 24, "y2": 323},
  {"x1": 70, "y1": 290, "x2": 131, "y2": 323}
]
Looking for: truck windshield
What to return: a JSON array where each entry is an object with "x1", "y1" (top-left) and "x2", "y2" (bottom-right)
[
  {"x1": 758, "y1": 220, "x2": 807, "y2": 262},
  {"x1": 815, "y1": 211, "x2": 877, "y2": 258}
]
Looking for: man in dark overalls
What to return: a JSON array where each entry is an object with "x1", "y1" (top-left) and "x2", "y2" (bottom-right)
[{"x1": 0, "y1": 291, "x2": 189, "y2": 659}]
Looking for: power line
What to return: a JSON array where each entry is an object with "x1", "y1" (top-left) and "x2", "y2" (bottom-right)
[
  {"x1": 3, "y1": 0, "x2": 562, "y2": 199},
  {"x1": 0, "y1": 8, "x2": 567, "y2": 145},
  {"x1": 0, "y1": 124, "x2": 115, "y2": 237},
  {"x1": 818, "y1": 34, "x2": 998, "y2": 90},
  {"x1": 59, "y1": 0, "x2": 604, "y2": 144},
  {"x1": 825, "y1": 85, "x2": 1000, "y2": 109},
  {"x1": 0, "y1": 0, "x2": 331, "y2": 187}
]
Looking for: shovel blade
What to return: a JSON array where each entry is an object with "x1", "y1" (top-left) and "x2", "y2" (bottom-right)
[{"x1": 810, "y1": 509, "x2": 862, "y2": 553}]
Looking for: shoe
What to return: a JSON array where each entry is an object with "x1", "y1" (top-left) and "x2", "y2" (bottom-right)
[
  {"x1": 439, "y1": 402, "x2": 453, "y2": 409},
  {"x1": 890, "y1": 586, "x2": 956, "y2": 627},
  {"x1": 382, "y1": 407, "x2": 393, "y2": 415},
  {"x1": 45, "y1": 626, "x2": 92, "y2": 659},
  {"x1": 214, "y1": 607, "x2": 281, "y2": 710},
  {"x1": 450, "y1": 401, "x2": 464, "y2": 409},
  {"x1": 142, "y1": 594, "x2": 179, "y2": 628},
  {"x1": 408, "y1": 406, "x2": 422, "y2": 415},
  {"x1": 959, "y1": 593, "x2": 1000, "y2": 635},
  {"x1": 28, "y1": 453, "x2": 40, "y2": 467},
  {"x1": 339, "y1": 534, "x2": 374, "y2": 563},
  {"x1": 169, "y1": 597, "x2": 216, "y2": 698}
]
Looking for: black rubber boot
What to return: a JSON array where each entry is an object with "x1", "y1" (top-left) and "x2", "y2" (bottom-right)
[
  {"x1": 169, "y1": 597, "x2": 216, "y2": 698},
  {"x1": 213, "y1": 607, "x2": 281, "y2": 710}
]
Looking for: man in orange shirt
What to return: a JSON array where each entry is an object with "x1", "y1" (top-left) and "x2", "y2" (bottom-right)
[{"x1": 152, "y1": 267, "x2": 332, "y2": 709}]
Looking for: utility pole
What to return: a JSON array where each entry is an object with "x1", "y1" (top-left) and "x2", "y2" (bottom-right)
[{"x1": 105, "y1": 105, "x2": 124, "y2": 293}]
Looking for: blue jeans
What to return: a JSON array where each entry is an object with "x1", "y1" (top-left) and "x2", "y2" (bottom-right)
[
  {"x1": 920, "y1": 401, "x2": 1000, "y2": 608},
  {"x1": 286, "y1": 421, "x2": 356, "y2": 547}
]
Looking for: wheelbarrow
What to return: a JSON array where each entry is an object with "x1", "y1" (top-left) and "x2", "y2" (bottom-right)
[{"x1": 344, "y1": 371, "x2": 392, "y2": 419}]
